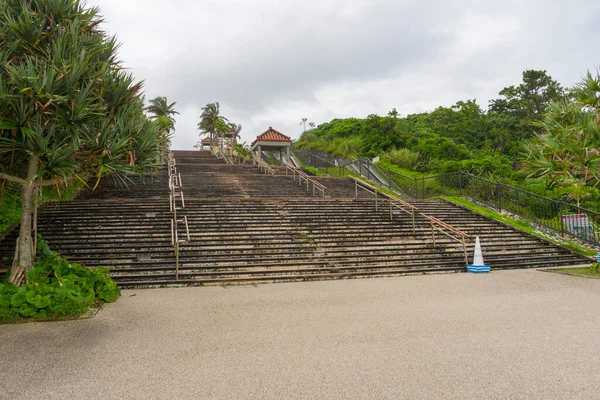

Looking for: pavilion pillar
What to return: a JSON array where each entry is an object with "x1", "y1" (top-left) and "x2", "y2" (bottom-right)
[
  {"x1": 258, "y1": 145, "x2": 262, "y2": 160},
  {"x1": 286, "y1": 147, "x2": 290, "y2": 164}
]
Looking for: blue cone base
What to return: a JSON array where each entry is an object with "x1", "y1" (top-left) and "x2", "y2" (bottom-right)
[{"x1": 467, "y1": 264, "x2": 491, "y2": 273}]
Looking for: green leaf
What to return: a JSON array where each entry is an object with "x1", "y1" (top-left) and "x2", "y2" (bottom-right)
[
  {"x1": 25, "y1": 290, "x2": 37, "y2": 304},
  {"x1": 0, "y1": 294, "x2": 12, "y2": 307},
  {"x1": 33, "y1": 296, "x2": 50, "y2": 309},
  {"x1": 11, "y1": 292, "x2": 26, "y2": 307},
  {"x1": 18, "y1": 303, "x2": 37, "y2": 317},
  {"x1": 33, "y1": 309, "x2": 48, "y2": 319}
]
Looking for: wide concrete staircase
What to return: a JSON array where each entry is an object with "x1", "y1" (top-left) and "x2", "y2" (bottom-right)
[{"x1": 0, "y1": 150, "x2": 591, "y2": 288}]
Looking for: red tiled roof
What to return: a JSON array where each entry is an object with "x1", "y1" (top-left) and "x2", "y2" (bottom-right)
[
  {"x1": 251, "y1": 126, "x2": 292, "y2": 146},
  {"x1": 201, "y1": 137, "x2": 218, "y2": 144}
]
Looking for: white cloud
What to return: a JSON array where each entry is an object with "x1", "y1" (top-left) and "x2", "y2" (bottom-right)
[{"x1": 93, "y1": 0, "x2": 600, "y2": 149}]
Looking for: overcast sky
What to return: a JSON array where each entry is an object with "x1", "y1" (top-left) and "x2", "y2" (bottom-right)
[{"x1": 94, "y1": 0, "x2": 599, "y2": 149}]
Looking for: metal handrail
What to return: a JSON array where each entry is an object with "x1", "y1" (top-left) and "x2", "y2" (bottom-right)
[
  {"x1": 285, "y1": 163, "x2": 327, "y2": 197},
  {"x1": 349, "y1": 176, "x2": 470, "y2": 266},
  {"x1": 168, "y1": 151, "x2": 190, "y2": 280},
  {"x1": 298, "y1": 150, "x2": 599, "y2": 246},
  {"x1": 252, "y1": 154, "x2": 275, "y2": 175}
]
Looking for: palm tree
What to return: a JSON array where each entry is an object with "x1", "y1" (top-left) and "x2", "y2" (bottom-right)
[
  {"x1": 145, "y1": 96, "x2": 179, "y2": 123},
  {"x1": 557, "y1": 183, "x2": 598, "y2": 207},
  {"x1": 308, "y1": 122, "x2": 315, "y2": 128},
  {"x1": 226, "y1": 123, "x2": 242, "y2": 155},
  {"x1": 227, "y1": 122, "x2": 242, "y2": 144},
  {"x1": 300, "y1": 118, "x2": 307, "y2": 132},
  {"x1": 198, "y1": 102, "x2": 228, "y2": 151}
]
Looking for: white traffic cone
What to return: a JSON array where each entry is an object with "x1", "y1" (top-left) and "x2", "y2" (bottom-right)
[{"x1": 467, "y1": 236, "x2": 490, "y2": 273}]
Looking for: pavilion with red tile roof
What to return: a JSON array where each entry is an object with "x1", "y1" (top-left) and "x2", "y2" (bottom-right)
[
  {"x1": 251, "y1": 126, "x2": 293, "y2": 163},
  {"x1": 200, "y1": 136, "x2": 219, "y2": 151}
]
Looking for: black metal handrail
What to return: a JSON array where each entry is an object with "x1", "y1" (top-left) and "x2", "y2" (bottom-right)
[{"x1": 298, "y1": 150, "x2": 600, "y2": 246}]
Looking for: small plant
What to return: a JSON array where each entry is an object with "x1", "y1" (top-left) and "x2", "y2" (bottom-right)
[
  {"x1": 590, "y1": 263, "x2": 600, "y2": 274},
  {"x1": 0, "y1": 236, "x2": 120, "y2": 321}
]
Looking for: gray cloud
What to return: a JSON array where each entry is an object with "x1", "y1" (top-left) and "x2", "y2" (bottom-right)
[{"x1": 94, "y1": 0, "x2": 600, "y2": 148}]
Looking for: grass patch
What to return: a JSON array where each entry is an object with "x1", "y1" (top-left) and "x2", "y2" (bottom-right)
[
  {"x1": 318, "y1": 166, "x2": 350, "y2": 177},
  {"x1": 298, "y1": 161, "x2": 327, "y2": 177},
  {"x1": 558, "y1": 263, "x2": 600, "y2": 278},
  {"x1": 442, "y1": 196, "x2": 598, "y2": 257},
  {"x1": 350, "y1": 175, "x2": 408, "y2": 200},
  {"x1": 375, "y1": 160, "x2": 430, "y2": 179}
]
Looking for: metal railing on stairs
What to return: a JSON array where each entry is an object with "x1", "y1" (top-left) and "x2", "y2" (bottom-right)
[
  {"x1": 298, "y1": 150, "x2": 600, "y2": 247},
  {"x1": 252, "y1": 154, "x2": 275, "y2": 175},
  {"x1": 349, "y1": 176, "x2": 470, "y2": 267},
  {"x1": 168, "y1": 152, "x2": 190, "y2": 280},
  {"x1": 284, "y1": 163, "x2": 327, "y2": 198},
  {"x1": 211, "y1": 146, "x2": 234, "y2": 165}
]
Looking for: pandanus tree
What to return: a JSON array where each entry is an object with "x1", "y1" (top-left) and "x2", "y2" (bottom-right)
[
  {"x1": 521, "y1": 70, "x2": 600, "y2": 205},
  {"x1": 0, "y1": 0, "x2": 163, "y2": 285},
  {"x1": 198, "y1": 102, "x2": 228, "y2": 151}
]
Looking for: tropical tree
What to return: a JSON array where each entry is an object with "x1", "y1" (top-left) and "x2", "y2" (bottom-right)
[
  {"x1": 145, "y1": 97, "x2": 178, "y2": 161},
  {"x1": 308, "y1": 122, "x2": 316, "y2": 128},
  {"x1": 198, "y1": 102, "x2": 227, "y2": 151},
  {"x1": 232, "y1": 142, "x2": 251, "y2": 163},
  {"x1": 227, "y1": 122, "x2": 242, "y2": 144},
  {"x1": 388, "y1": 108, "x2": 399, "y2": 118},
  {"x1": 0, "y1": 0, "x2": 162, "y2": 285},
  {"x1": 225, "y1": 122, "x2": 242, "y2": 155},
  {"x1": 300, "y1": 118, "x2": 307, "y2": 132},
  {"x1": 145, "y1": 96, "x2": 179, "y2": 122},
  {"x1": 521, "y1": 69, "x2": 600, "y2": 197},
  {"x1": 557, "y1": 183, "x2": 598, "y2": 207},
  {"x1": 489, "y1": 69, "x2": 565, "y2": 140}
]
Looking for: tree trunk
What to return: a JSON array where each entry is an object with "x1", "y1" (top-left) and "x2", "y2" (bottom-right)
[{"x1": 8, "y1": 155, "x2": 39, "y2": 286}]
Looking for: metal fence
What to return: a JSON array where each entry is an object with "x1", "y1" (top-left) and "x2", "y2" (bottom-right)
[{"x1": 296, "y1": 151, "x2": 600, "y2": 246}]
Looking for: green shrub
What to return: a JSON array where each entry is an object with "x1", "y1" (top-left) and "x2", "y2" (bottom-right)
[
  {"x1": 381, "y1": 148, "x2": 420, "y2": 169},
  {"x1": 0, "y1": 237, "x2": 120, "y2": 320}
]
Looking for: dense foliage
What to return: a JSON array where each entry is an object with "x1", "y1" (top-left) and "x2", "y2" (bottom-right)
[
  {"x1": 0, "y1": 237, "x2": 120, "y2": 320},
  {"x1": 0, "y1": 0, "x2": 166, "y2": 285},
  {"x1": 296, "y1": 69, "x2": 600, "y2": 210}
]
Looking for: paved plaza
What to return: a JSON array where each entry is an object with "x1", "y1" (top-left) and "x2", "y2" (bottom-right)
[{"x1": 2, "y1": 269, "x2": 600, "y2": 399}]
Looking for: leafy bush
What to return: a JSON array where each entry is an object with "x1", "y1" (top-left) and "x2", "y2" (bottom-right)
[
  {"x1": 0, "y1": 237, "x2": 120, "y2": 320},
  {"x1": 381, "y1": 148, "x2": 420, "y2": 169},
  {"x1": 430, "y1": 154, "x2": 513, "y2": 177}
]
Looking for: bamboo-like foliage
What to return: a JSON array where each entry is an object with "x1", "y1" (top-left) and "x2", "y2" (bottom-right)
[{"x1": 0, "y1": 0, "x2": 164, "y2": 285}]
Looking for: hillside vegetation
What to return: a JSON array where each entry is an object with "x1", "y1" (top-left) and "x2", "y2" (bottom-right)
[{"x1": 296, "y1": 69, "x2": 600, "y2": 210}]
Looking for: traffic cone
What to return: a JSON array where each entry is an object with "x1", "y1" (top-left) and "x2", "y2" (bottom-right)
[{"x1": 467, "y1": 236, "x2": 490, "y2": 273}]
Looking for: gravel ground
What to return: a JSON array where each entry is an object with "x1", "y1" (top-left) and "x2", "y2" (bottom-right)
[{"x1": 1, "y1": 269, "x2": 600, "y2": 400}]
